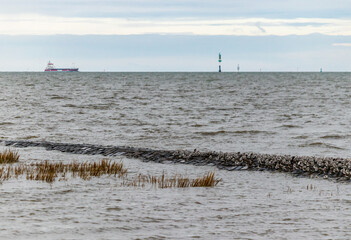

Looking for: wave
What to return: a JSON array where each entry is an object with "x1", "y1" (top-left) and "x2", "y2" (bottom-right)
[
  {"x1": 191, "y1": 124, "x2": 207, "y2": 127},
  {"x1": 50, "y1": 95, "x2": 70, "y2": 100},
  {"x1": 207, "y1": 107, "x2": 236, "y2": 111},
  {"x1": 279, "y1": 124, "x2": 302, "y2": 128},
  {"x1": 197, "y1": 130, "x2": 227, "y2": 136},
  {"x1": 62, "y1": 104, "x2": 79, "y2": 108},
  {"x1": 233, "y1": 130, "x2": 275, "y2": 135},
  {"x1": 320, "y1": 134, "x2": 351, "y2": 140},
  {"x1": 299, "y1": 142, "x2": 345, "y2": 150},
  {"x1": 293, "y1": 135, "x2": 308, "y2": 139},
  {"x1": 197, "y1": 130, "x2": 275, "y2": 136},
  {"x1": 62, "y1": 104, "x2": 110, "y2": 110},
  {"x1": 22, "y1": 136, "x2": 39, "y2": 140},
  {"x1": 0, "y1": 122, "x2": 14, "y2": 125}
]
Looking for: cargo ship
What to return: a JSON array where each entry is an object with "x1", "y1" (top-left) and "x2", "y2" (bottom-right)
[{"x1": 44, "y1": 61, "x2": 79, "y2": 72}]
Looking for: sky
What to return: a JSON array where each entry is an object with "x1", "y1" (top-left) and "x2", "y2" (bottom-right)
[{"x1": 1, "y1": 0, "x2": 351, "y2": 71}]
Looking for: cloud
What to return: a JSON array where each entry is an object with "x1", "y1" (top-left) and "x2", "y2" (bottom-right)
[
  {"x1": 333, "y1": 43, "x2": 351, "y2": 47},
  {"x1": 255, "y1": 22, "x2": 266, "y2": 33},
  {"x1": 0, "y1": 0, "x2": 351, "y2": 19},
  {"x1": 0, "y1": 15, "x2": 351, "y2": 36}
]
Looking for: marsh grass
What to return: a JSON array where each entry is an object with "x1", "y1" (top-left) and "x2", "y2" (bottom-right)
[
  {"x1": 26, "y1": 159, "x2": 127, "y2": 183},
  {"x1": 0, "y1": 149, "x2": 19, "y2": 164},
  {"x1": 126, "y1": 171, "x2": 220, "y2": 188},
  {"x1": 0, "y1": 157, "x2": 221, "y2": 188}
]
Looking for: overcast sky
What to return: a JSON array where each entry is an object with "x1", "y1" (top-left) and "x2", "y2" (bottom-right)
[{"x1": 0, "y1": 0, "x2": 351, "y2": 71}]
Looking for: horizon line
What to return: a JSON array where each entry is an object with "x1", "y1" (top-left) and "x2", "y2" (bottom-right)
[{"x1": 0, "y1": 70, "x2": 348, "y2": 73}]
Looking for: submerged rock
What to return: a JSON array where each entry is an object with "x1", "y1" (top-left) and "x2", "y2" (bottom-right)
[{"x1": 2, "y1": 140, "x2": 351, "y2": 182}]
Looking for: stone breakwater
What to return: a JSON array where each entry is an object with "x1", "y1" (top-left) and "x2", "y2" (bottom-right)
[{"x1": 3, "y1": 140, "x2": 351, "y2": 181}]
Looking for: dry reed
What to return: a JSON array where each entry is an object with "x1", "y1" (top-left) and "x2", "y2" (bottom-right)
[
  {"x1": 126, "y1": 171, "x2": 220, "y2": 188},
  {"x1": 25, "y1": 159, "x2": 127, "y2": 182},
  {"x1": 0, "y1": 157, "x2": 221, "y2": 188},
  {"x1": 0, "y1": 149, "x2": 19, "y2": 164}
]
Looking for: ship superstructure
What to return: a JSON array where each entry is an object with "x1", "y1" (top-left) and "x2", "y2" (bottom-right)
[{"x1": 45, "y1": 61, "x2": 79, "y2": 72}]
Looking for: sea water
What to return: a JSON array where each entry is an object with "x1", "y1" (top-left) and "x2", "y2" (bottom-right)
[{"x1": 1, "y1": 72, "x2": 351, "y2": 239}]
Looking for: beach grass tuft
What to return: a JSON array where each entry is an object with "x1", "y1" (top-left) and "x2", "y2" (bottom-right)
[
  {"x1": 127, "y1": 171, "x2": 220, "y2": 188},
  {"x1": 0, "y1": 157, "x2": 221, "y2": 188},
  {"x1": 25, "y1": 159, "x2": 127, "y2": 183},
  {"x1": 0, "y1": 149, "x2": 19, "y2": 164}
]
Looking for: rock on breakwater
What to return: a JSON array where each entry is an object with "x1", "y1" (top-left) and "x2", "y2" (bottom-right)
[{"x1": 3, "y1": 140, "x2": 351, "y2": 181}]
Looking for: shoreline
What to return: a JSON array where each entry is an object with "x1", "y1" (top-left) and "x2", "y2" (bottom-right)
[{"x1": 3, "y1": 140, "x2": 351, "y2": 182}]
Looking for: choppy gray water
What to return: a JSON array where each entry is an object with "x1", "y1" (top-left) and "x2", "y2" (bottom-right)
[
  {"x1": 1, "y1": 72, "x2": 351, "y2": 239},
  {"x1": 2, "y1": 72, "x2": 351, "y2": 156}
]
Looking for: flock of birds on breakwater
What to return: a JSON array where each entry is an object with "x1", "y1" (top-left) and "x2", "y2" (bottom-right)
[{"x1": 2, "y1": 140, "x2": 351, "y2": 181}]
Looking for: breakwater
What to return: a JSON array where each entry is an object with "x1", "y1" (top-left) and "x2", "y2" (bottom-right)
[{"x1": 3, "y1": 140, "x2": 351, "y2": 181}]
